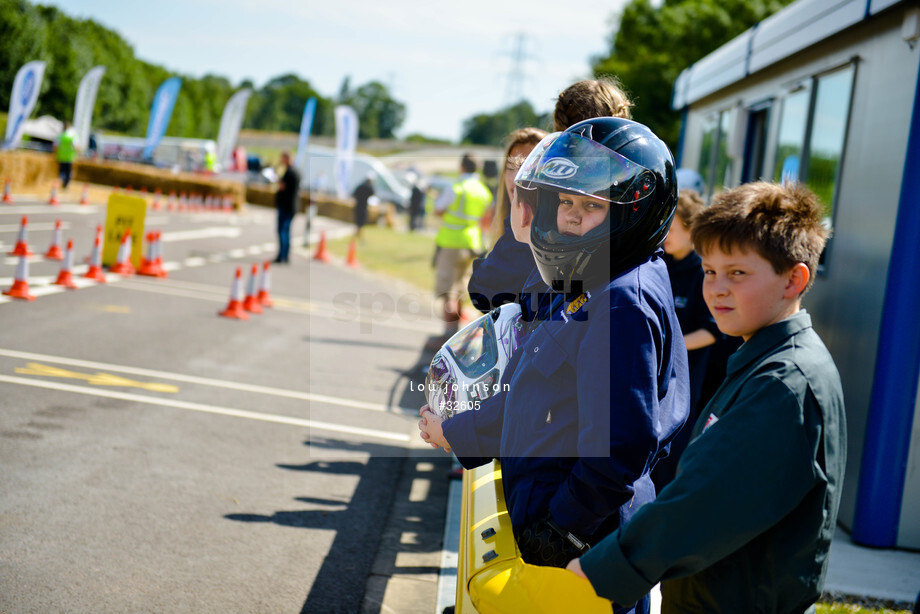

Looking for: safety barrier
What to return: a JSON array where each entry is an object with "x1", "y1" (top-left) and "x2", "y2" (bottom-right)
[{"x1": 457, "y1": 461, "x2": 611, "y2": 613}]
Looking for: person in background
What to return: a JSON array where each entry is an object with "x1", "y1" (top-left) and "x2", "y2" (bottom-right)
[
  {"x1": 427, "y1": 154, "x2": 492, "y2": 351},
  {"x1": 406, "y1": 171, "x2": 427, "y2": 232},
  {"x1": 651, "y1": 189, "x2": 722, "y2": 490},
  {"x1": 567, "y1": 181, "x2": 847, "y2": 614},
  {"x1": 353, "y1": 173, "x2": 375, "y2": 240},
  {"x1": 466, "y1": 128, "x2": 547, "y2": 313},
  {"x1": 468, "y1": 77, "x2": 634, "y2": 315},
  {"x1": 274, "y1": 151, "x2": 300, "y2": 264},
  {"x1": 54, "y1": 121, "x2": 79, "y2": 190}
]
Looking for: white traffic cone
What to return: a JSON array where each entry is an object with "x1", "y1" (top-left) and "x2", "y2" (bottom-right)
[
  {"x1": 44, "y1": 219, "x2": 64, "y2": 260},
  {"x1": 3, "y1": 254, "x2": 36, "y2": 300},
  {"x1": 53, "y1": 239, "x2": 78, "y2": 289}
]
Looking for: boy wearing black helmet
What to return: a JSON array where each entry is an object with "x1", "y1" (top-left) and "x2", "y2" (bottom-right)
[{"x1": 420, "y1": 117, "x2": 690, "y2": 614}]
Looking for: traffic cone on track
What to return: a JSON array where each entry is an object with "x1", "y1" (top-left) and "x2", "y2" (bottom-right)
[
  {"x1": 218, "y1": 267, "x2": 249, "y2": 320},
  {"x1": 345, "y1": 239, "x2": 360, "y2": 268},
  {"x1": 8, "y1": 216, "x2": 33, "y2": 256},
  {"x1": 3, "y1": 178, "x2": 13, "y2": 204},
  {"x1": 53, "y1": 239, "x2": 78, "y2": 289},
  {"x1": 109, "y1": 229, "x2": 135, "y2": 276},
  {"x1": 44, "y1": 219, "x2": 65, "y2": 260},
  {"x1": 138, "y1": 231, "x2": 167, "y2": 278},
  {"x1": 257, "y1": 261, "x2": 274, "y2": 307},
  {"x1": 48, "y1": 182, "x2": 60, "y2": 205},
  {"x1": 313, "y1": 231, "x2": 332, "y2": 263},
  {"x1": 242, "y1": 264, "x2": 263, "y2": 314},
  {"x1": 80, "y1": 183, "x2": 90, "y2": 205},
  {"x1": 3, "y1": 255, "x2": 36, "y2": 301},
  {"x1": 83, "y1": 235, "x2": 106, "y2": 282}
]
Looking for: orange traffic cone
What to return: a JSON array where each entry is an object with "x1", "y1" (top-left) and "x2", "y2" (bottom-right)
[
  {"x1": 222, "y1": 193, "x2": 233, "y2": 213},
  {"x1": 83, "y1": 235, "x2": 107, "y2": 282},
  {"x1": 218, "y1": 267, "x2": 249, "y2": 320},
  {"x1": 53, "y1": 239, "x2": 78, "y2": 289},
  {"x1": 8, "y1": 216, "x2": 33, "y2": 256},
  {"x1": 138, "y1": 231, "x2": 167, "y2": 278},
  {"x1": 109, "y1": 228, "x2": 136, "y2": 276},
  {"x1": 154, "y1": 231, "x2": 166, "y2": 275},
  {"x1": 80, "y1": 183, "x2": 90, "y2": 205},
  {"x1": 313, "y1": 231, "x2": 332, "y2": 263},
  {"x1": 3, "y1": 254, "x2": 36, "y2": 300},
  {"x1": 151, "y1": 188, "x2": 162, "y2": 210},
  {"x1": 3, "y1": 178, "x2": 13, "y2": 204},
  {"x1": 44, "y1": 219, "x2": 64, "y2": 260},
  {"x1": 242, "y1": 264, "x2": 263, "y2": 314},
  {"x1": 168, "y1": 191, "x2": 177, "y2": 211},
  {"x1": 346, "y1": 239, "x2": 360, "y2": 268},
  {"x1": 48, "y1": 182, "x2": 60, "y2": 205},
  {"x1": 257, "y1": 261, "x2": 274, "y2": 307}
]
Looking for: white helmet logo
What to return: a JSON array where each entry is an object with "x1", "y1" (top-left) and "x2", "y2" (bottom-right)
[{"x1": 540, "y1": 157, "x2": 579, "y2": 180}]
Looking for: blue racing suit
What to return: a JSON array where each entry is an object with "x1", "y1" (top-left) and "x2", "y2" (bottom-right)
[{"x1": 444, "y1": 250, "x2": 689, "y2": 548}]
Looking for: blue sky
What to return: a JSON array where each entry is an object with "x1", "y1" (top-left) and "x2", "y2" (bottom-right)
[{"x1": 40, "y1": 0, "x2": 628, "y2": 141}]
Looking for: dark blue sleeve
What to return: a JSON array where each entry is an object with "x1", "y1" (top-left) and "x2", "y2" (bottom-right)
[
  {"x1": 550, "y1": 301, "x2": 678, "y2": 536},
  {"x1": 441, "y1": 389, "x2": 505, "y2": 468},
  {"x1": 468, "y1": 217, "x2": 537, "y2": 313}
]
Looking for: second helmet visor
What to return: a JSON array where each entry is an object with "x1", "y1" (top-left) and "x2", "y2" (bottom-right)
[{"x1": 514, "y1": 131, "x2": 656, "y2": 204}]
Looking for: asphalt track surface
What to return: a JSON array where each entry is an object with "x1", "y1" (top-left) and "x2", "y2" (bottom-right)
[{"x1": 0, "y1": 192, "x2": 452, "y2": 613}]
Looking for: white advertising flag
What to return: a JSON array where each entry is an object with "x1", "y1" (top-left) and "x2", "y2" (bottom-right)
[
  {"x1": 73, "y1": 65, "x2": 106, "y2": 151},
  {"x1": 334, "y1": 105, "x2": 359, "y2": 199},
  {"x1": 3, "y1": 61, "x2": 46, "y2": 150},
  {"x1": 215, "y1": 88, "x2": 251, "y2": 170}
]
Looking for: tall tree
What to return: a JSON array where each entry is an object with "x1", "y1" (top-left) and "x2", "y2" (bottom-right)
[
  {"x1": 339, "y1": 81, "x2": 407, "y2": 139},
  {"x1": 593, "y1": 0, "x2": 793, "y2": 149},
  {"x1": 461, "y1": 100, "x2": 549, "y2": 146}
]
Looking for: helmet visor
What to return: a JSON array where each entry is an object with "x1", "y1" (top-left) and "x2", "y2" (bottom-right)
[{"x1": 514, "y1": 131, "x2": 657, "y2": 205}]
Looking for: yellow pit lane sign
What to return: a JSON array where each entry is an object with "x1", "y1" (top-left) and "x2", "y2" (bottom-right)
[
  {"x1": 102, "y1": 193, "x2": 146, "y2": 267},
  {"x1": 15, "y1": 362, "x2": 178, "y2": 393}
]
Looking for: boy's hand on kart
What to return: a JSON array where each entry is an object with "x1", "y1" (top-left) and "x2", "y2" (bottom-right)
[{"x1": 418, "y1": 405, "x2": 451, "y2": 452}]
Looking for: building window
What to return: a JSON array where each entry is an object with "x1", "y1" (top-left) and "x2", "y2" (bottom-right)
[
  {"x1": 773, "y1": 85, "x2": 811, "y2": 184},
  {"x1": 698, "y1": 109, "x2": 733, "y2": 201},
  {"x1": 772, "y1": 64, "x2": 855, "y2": 223},
  {"x1": 807, "y1": 65, "x2": 855, "y2": 219}
]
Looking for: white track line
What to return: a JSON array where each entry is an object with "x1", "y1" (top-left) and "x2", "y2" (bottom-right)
[
  {"x1": 0, "y1": 374, "x2": 410, "y2": 442},
  {"x1": 0, "y1": 348, "x2": 412, "y2": 414}
]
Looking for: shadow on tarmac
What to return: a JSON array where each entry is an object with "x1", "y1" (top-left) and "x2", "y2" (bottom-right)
[{"x1": 224, "y1": 436, "x2": 451, "y2": 614}]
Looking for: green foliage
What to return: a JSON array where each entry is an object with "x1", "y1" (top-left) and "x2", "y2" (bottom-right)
[
  {"x1": 461, "y1": 100, "x2": 550, "y2": 146},
  {"x1": 0, "y1": 0, "x2": 407, "y2": 142},
  {"x1": 404, "y1": 133, "x2": 452, "y2": 145},
  {"x1": 592, "y1": 0, "x2": 794, "y2": 150},
  {"x1": 337, "y1": 79, "x2": 407, "y2": 139}
]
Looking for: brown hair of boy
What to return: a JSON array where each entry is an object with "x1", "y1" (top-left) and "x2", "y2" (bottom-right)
[
  {"x1": 691, "y1": 181, "x2": 830, "y2": 294},
  {"x1": 674, "y1": 189, "x2": 706, "y2": 229},
  {"x1": 553, "y1": 77, "x2": 633, "y2": 131}
]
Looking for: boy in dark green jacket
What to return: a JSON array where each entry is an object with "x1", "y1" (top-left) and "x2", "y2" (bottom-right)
[{"x1": 567, "y1": 181, "x2": 847, "y2": 614}]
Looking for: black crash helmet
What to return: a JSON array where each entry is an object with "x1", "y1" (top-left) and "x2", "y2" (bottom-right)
[{"x1": 514, "y1": 117, "x2": 677, "y2": 292}]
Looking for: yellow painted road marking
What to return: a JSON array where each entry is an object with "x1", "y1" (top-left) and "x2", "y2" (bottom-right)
[
  {"x1": 0, "y1": 374, "x2": 410, "y2": 442},
  {"x1": 14, "y1": 362, "x2": 179, "y2": 393},
  {"x1": 0, "y1": 348, "x2": 415, "y2": 413}
]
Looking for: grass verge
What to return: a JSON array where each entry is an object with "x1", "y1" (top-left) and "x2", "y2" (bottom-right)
[{"x1": 324, "y1": 223, "x2": 438, "y2": 292}]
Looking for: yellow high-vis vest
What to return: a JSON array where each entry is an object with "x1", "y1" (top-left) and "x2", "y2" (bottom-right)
[{"x1": 436, "y1": 175, "x2": 492, "y2": 252}]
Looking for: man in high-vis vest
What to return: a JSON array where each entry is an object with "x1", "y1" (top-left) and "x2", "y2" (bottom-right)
[
  {"x1": 428, "y1": 153, "x2": 493, "y2": 351},
  {"x1": 54, "y1": 121, "x2": 79, "y2": 189}
]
